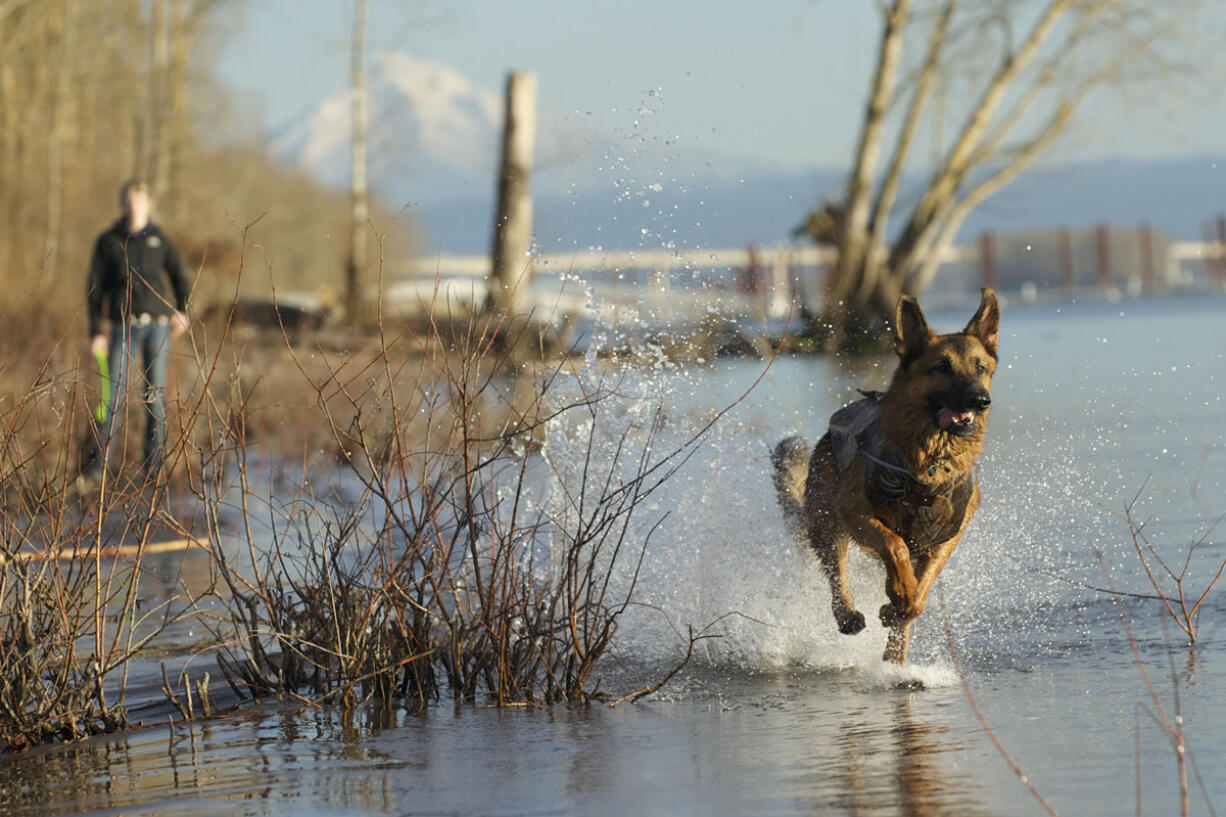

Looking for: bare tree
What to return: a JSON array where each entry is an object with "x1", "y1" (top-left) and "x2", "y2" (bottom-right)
[
  {"x1": 803, "y1": 0, "x2": 1198, "y2": 351},
  {"x1": 148, "y1": 0, "x2": 222, "y2": 220},
  {"x1": 42, "y1": 0, "x2": 77, "y2": 273},
  {"x1": 144, "y1": 0, "x2": 167, "y2": 192}
]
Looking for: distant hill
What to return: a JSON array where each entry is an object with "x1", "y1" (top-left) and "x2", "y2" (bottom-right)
[
  {"x1": 272, "y1": 53, "x2": 1226, "y2": 255},
  {"x1": 406, "y1": 158, "x2": 1226, "y2": 255},
  {"x1": 962, "y1": 157, "x2": 1226, "y2": 242}
]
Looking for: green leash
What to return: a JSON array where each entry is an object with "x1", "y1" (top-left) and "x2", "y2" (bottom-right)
[{"x1": 94, "y1": 348, "x2": 110, "y2": 423}]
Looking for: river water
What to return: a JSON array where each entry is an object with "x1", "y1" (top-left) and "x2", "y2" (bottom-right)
[{"x1": 3, "y1": 293, "x2": 1225, "y2": 816}]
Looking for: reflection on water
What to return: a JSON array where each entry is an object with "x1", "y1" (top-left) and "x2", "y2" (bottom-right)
[
  {"x1": 1, "y1": 671, "x2": 1003, "y2": 817},
  {"x1": 835, "y1": 699, "x2": 989, "y2": 817}
]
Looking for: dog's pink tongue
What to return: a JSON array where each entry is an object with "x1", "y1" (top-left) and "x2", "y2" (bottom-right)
[{"x1": 938, "y1": 408, "x2": 974, "y2": 429}]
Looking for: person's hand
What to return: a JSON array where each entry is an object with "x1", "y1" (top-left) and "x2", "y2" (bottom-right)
[
  {"x1": 170, "y1": 310, "x2": 190, "y2": 340},
  {"x1": 90, "y1": 334, "x2": 108, "y2": 358}
]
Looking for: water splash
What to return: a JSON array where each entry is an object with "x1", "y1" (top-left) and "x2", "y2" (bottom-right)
[
  {"x1": 538, "y1": 358, "x2": 960, "y2": 679},
  {"x1": 531, "y1": 300, "x2": 1213, "y2": 681}
]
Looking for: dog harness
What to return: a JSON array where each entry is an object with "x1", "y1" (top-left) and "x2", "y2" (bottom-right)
[{"x1": 828, "y1": 393, "x2": 976, "y2": 552}]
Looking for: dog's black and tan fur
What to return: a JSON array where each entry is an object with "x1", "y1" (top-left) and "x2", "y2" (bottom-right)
[{"x1": 774, "y1": 289, "x2": 1000, "y2": 663}]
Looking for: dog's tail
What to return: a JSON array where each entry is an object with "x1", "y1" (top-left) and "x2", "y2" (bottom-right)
[{"x1": 771, "y1": 436, "x2": 809, "y2": 531}]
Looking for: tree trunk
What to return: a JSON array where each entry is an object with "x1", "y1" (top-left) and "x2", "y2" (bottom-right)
[
  {"x1": 823, "y1": 0, "x2": 911, "y2": 351},
  {"x1": 150, "y1": 0, "x2": 170, "y2": 194},
  {"x1": 164, "y1": 0, "x2": 186, "y2": 220},
  {"x1": 857, "y1": 0, "x2": 954, "y2": 312},
  {"x1": 0, "y1": 55, "x2": 14, "y2": 239},
  {"x1": 163, "y1": 0, "x2": 212, "y2": 224},
  {"x1": 42, "y1": 0, "x2": 75, "y2": 280},
  {"x1": 809, "y1": 0, "x2": 1088, "y2": 354}
]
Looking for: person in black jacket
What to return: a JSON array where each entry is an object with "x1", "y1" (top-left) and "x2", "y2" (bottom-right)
[{"x1": 81, "y1": 177, "x2": 191, "y2": 483}]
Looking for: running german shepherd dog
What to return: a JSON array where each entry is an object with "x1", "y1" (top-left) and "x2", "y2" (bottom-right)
[{"x1": 773, "y1": 289, "x2": 1000, "y2": 663}]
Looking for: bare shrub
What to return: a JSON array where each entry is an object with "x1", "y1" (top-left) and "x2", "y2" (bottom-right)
[
  {"x1": 0, "y1": 359, "x2": 204, "y2": 749},
  {"x1": 1054, "y1": 483, "x2": 1226, "y2": 646},
  {"x1": 1117, "y1": 489, "x2": 1225, "y2": 646},
  {"x1": 186, "y1": 289, "x2": 731, "y2": 709}
]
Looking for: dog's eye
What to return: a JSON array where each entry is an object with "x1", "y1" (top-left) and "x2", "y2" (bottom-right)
[
  {"x1": 975, "y1": 361, "x2": 989, "y2": 375},
  {"x1": 930, "y1": 359, "x2": 953, "y2": 375}
]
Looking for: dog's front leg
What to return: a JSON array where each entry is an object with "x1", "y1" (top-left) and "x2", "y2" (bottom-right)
[
  {"x1": 881, "y1": 538, "x2": 960, "y2": 663},
  {"x1": 855, "y1": 518, "x2": 918, "y2": 623},
  {"x1": 908, "y1": 537, "x2": 959, "y2": 619}
]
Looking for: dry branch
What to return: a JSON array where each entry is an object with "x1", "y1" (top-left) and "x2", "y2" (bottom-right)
[
  {"x1": 939, "y1": 591, "x2": 1063, "y2": 817},
  {"x1": 806, "y1": 0, "x2": 1203, "y2": 349}
]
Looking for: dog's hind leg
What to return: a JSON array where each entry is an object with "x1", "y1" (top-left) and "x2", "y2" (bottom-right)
[{"x1": 801, "y1": 439, "x2": 866, "y2": 636}]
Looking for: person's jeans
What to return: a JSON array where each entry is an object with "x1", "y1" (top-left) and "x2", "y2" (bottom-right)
[{"x1": 83, "y1": 321, "x2": 170, "y2": 478}]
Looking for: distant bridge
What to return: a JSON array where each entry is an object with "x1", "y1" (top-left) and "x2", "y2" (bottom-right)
[
  {"x1": 390, "y1": 245, "x2": 848, "y2": 324},
  {"x1": 386, "y1": 237, "x2": 1226, "y2": 325}
]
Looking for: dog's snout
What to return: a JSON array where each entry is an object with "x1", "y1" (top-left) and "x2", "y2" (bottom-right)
[{"x1": 966, "y1": 391, "x2": 991, "y2": 411}]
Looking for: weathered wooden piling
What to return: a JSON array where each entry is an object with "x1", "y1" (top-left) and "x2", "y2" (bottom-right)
[
  {"x1": 978, "y1": 231, "x2": 997, "y2": 291},
  {"x1": 489, "y1": 71, "x2": 537, "y2": 316},
  {"x1": 1057, "y1": 227, "x2": 1074, "y2": 293},
  {"x1": 1095, "y1": 223, "x2": 1112, "y2": 293},
  {"x1": 345, "y1": 0, "x2": 368, "y2": 323},
  {"x1": 1138, "y1": 222, "x2": 1154, "y2": 293},
  {"x1": 1216, "y1": 214, "x2": 1226, "y2": 286}
]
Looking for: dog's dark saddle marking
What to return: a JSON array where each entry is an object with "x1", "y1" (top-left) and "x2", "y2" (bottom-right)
[{"x1": 828, "y1": 394, "x2": 975, "y2": 553}]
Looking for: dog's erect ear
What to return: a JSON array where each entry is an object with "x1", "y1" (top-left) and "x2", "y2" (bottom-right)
[
  {"x1": 893, "y1": 295, "x2": 931, "y2": 361},
  {"x1": 964, "y1": 287, "x2": 1000, "y2": 357}
]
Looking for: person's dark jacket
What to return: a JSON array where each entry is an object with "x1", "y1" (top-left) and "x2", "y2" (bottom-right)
[{"x1": 86, "y1": 219, "x2": 190, "y2": 338}]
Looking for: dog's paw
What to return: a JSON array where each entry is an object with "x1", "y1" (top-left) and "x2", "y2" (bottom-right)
[
  {"x1": 837, "y1": 610, "x2": 866, "y2": 635},
  {"x1": 879, "y1": 603, "x2": 910, "y2": 628}
]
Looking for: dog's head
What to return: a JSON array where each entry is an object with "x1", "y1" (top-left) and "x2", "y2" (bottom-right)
[{"x1": 892, "y1": 288, "x2": 1000, "y2": 438}]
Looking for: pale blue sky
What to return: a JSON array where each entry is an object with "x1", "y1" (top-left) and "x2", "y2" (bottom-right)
[{"x1": 218, "y1": 0, "x2": 1226, "y2": 172}]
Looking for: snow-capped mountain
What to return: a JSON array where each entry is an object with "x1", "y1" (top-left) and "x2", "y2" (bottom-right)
[
  {"x1": 269, "y1": 52, "x2": 776, "y2": 208},
  {"x1": 268, "y1": 52, "x2": 795, "y2": 251},
  {"x1": 272, "y1": 53, "x2": 504, "y2": 199}
]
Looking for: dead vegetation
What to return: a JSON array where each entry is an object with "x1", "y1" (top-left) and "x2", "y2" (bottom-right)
[
  {"x1": 0, "y1": 254, "x2": 741, "y2": 747},
  {"x1": 1048, "y1": 482, "x2": 1226, "y2": 646},
  {"x1": 182, "y1": 287, "x2": 730, "y2": 708},
  {"x1": 1115, "y1": 488, "x2": 1226, "y2": 646},
  {"x1": 0, "y1": 414, "x2": 205, "y2": 749}
]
